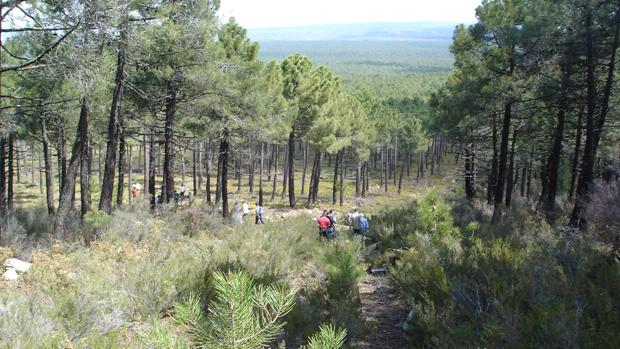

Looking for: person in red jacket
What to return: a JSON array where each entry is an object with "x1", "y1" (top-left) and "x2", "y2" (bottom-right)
[{"x1": 317, "y1": 210, "x2": 331, "y2": 239}]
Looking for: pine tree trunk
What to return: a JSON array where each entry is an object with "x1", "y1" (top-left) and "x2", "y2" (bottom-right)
[
  {"x1": 571, "y1": 5, "x2": 620, "y2": 227},
  {"x1": 339, "y1": 149, "x2": 345, "y2": 206},
  {"x1": 148, "y1": 134, "x2": 156, "y2": 209},
  {"x1": 127, "y1": 145, "x2": 133, "y2": 204},
  {"x1": 505, "y1": 129, "x2": 517, "y2": 207},
  {"x1": 384, "y1": 146, "x2": 388, "y2": 192},
  {"x1": 143, "y1": 133, "x2": 150, "y2": 202},
  {"x1": 398, "y1": 149, "x2": 406, "y2": 194},
  {"x1": 7, "y1": 134, "x2": 14, "y2": 211},
  {"x1": 355, "y1": 160, "x2": 361, "y2": 198},
  {"x1": 162, "y1": 70, "x2": 178, "y2": 203},
  {"x1": 271, "y1": 145, "x2": 278, "y2": 201},
  {"x1": 219, "y1": 130, "x2": 230, "y2": 218},
  {"x1": 54, "y1": 98, "x2": 88, "y2": 240},
  {"x1": 193, "y1": 142, "x2": 197, "y2": 196},
  {"x1": 0, "y1": 139, "x2": 6, "y2": 218},
  {"x1": 487, "y1": 112, "x2": 499, "y2": 204},
  {"x1": 248, "y1": 141, "x2": 255, "y2": 194},
  {"x1": 301, "y1": 142, "x2": 308, "y2": 195},
  {"x1": 520, "y1": 162, "x2": 527, "y2": 197},
  {"x1": 57, "y1": 122, "x2": 67, "y2": 202},
  {"x1": 287, "y1": 130, "x2": 296, "y2": 208},
  {"x1": 307, "y1": 150, "x2": 318, "y2": 208},
  {"x1": 543, "y1": 57, "x2": 572, "y2": 218},
  {"x1": 205, "y1": 141, "x2": 212, "y2": 204},
  {"x1": 464, "y1": 142, "x2": 476, "y2": 199},
  {"x1": 99, "y1": 28, "x2": 127, "y2": 213},
  {"x1": 569, "y1": 111, "x2": 583, "y2": 201},
  {"x1": 493, "y1": 79, "x2": 514, "y2": 223},
  {"x1": 81, "y1": 104, "x2": 91, "y2": 217},
  {"x1": 215, "y1": 142, "x2": 222, "y2": 204},
  {"x1": 31, "y1": 147, "x2": 35, "y2": 186},
  {"x1": 117, "y1": 119, "x2": 126, "y2": 207},
  {"x1": 332, "y1": 150, "x2": 339, "y2": 205},
  {"x1": 281, "y1": 145, "x2": 288, "y2": 199},
  {"x1": 41, "y1": 116, "x2": 55, "y2": 215}
]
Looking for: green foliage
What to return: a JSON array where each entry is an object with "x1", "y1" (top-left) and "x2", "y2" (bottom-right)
[
  {"x1": 172, "y1": 271, "x2": 295, "y2": 349},
  {"x1": 305, "y1": 323, "x2": 347, "y2": 349},
  {"x1": 379, "y1": 193, "x2": 620, "y2": 348}
]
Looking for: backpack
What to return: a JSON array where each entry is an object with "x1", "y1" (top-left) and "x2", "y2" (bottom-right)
[
  {"x1": 318, "y1": 216, "x2": 331, "y2": 230},
  {"x1": 360, "y1": 217, "x2": 369, "y2": 230}
]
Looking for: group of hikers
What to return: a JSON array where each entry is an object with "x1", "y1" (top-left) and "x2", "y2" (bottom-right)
[
  {"x1": 139, "y1": 180, "x2": 370, "y2": 239},
  {"x1": 233, "y1": 200, "x2": 265, "y2": 224},
  {"x1": 317, "y1": 207, "x2": 369, "y2": 240}
]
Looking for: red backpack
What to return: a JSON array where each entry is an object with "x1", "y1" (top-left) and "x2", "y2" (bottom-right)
[{"x1": 317, "y1": 216, "x2": 331, "y2": 230}]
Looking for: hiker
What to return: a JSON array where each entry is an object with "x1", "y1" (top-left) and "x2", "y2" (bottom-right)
[
  {"x1": 130, "y1": 182, "x2": 139, "y2": 198},
  {"x1": 242, "y1": 201, "x2": 250, "y2": 222},
  {"x1": 174, "y1": 191, "x2": 180, "y2": 204},
  {"x1": 317, "y1": 210, "x2": 331, "y2": 239},
  {"x1": 156, "y1": 195, "x2": 162, "y2": 206},
  {"x1": 179, "y1": 183, "x2": 187, "y2": 203},
  {"x1": 350, "y1": 208, "x2": 363, "y2": 235},
  {"x1": 232, "y1": 201, "x2": 242, "y2": 224},
  {"x1": 360, "y1": 214, "x2": 369, "y2": 235},
  {"x1": 255, "y1": 202, "x2": 265, "y2": 224},
  {"x1": 327, "y1": 209, "x2": 337, "y2": 238}
]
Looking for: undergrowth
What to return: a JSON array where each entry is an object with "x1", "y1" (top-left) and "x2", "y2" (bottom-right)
[{"x1": 0, "y1": 204, "x2": 360, "y2": 348}]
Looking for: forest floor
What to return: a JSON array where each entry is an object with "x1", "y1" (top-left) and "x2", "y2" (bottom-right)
[{"x1": 352, "y1": 274, "x2": 409, "y2": 349}]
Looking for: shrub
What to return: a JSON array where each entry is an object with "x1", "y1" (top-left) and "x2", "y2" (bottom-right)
[
  {"x1": 305, "y1": 323, "x2": 347, "y2": 349},
  {"x1": 169, "y1": 271, "x2": 295, "y2": 349}
]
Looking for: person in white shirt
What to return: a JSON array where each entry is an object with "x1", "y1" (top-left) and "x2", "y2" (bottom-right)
[{"x1": 242, "y1": 201, "x2": 250, "y2": 222}]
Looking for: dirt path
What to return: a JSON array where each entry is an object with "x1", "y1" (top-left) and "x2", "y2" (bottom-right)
[{"x1": 352, "y1": 274, "x2": 409, "y2": 349}]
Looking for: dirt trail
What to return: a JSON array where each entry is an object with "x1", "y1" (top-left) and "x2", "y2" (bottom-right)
[{"x1": 352, "y1": 274, "x2": 409, "y2": 349}]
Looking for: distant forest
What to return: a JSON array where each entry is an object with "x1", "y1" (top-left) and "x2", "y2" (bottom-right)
[{"x1": 260, "y1": 40, "x2": 453, "y2": 99}]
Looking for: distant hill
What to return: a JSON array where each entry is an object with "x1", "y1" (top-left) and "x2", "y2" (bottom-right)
[{"x1": 248, "y1": 22, "x2": 460, "y2": 42}]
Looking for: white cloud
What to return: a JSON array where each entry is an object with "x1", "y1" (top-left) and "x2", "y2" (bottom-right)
[{"x1": 219, "y1": 0, "x2": 481, "y2": 28}]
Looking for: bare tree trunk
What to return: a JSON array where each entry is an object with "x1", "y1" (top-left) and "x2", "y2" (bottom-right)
[
  {"x1": 215, "y1": 142, "x2": 222, "y2": 205},
  {"x1": 0, "y1": 139, "x2": 6, "y2": 218},
  {"x1": 41, "y1": 116, "x2": 55, "y2": 215},
  {"x1": 384, "y1": 146, "x2": 388, "y2": 192},
  {"x1": 193, "y1": 142, "x2": 198, "y2": 196},
  {"x1": 127, "y1": 145, "x2": 133, "y2": 204},
  {"x1": 505, "y1": 129, "x2": 517, "y2": 207},
  {"x1": 117, "y1": 118, "x2": 126, "y2": 207},
  {"x1": 162, "y1": 69, "x2": 178, "y2": 203},
  {"x1": 569, "y1": 111, "x2": 583, "y2": 201},
  {"x1": 7, "y1": 134, "x2": 14, "y2": 211},
  {"x1": 301, "y1": 142, "x2": 308, "y2": 195},
  {"x1": 143, "y1": 133, "x2": 150, "y2": 201},
  {"x1": 355, "y1": 159, "x2": 361, "y2": 198},
  {"x1": 281, "y1": 145, "x2": 288, "y2": 199},
  {"x1": 332, "y1": 150, "x2": 339, "y2": 205},
  {"x1": 219, "y1": 129, "x2": 230, "y2": 218},
  {"x1": 54, "y1": 98, "x2": 89, "y2": 240},
  {"x1": 148, "y1": 135, "x2": 156, "y2": 208},
  {"x1": 31, "y1": 146, "x2": 36, "y2": 186},
  {"x1": 339, "y1": 149, "x2": 345, "y2": 206},
  {"x1": 57, "y1": 122, "x2": 67, "y2": 202},
  {"x1": 493, "y1": 91, "x2": 514, "y2": 223},
  {"x1": 80, "y1": 107, "x2": 91, "y2": 217},
  {"x1": 398, "y1": 148, "x2": 406, "y2": 194},
  {"x1": 100, "y1": 27, "x2": 127, "y2": 213},
  {"x1": 205, "y1": 141, "x2": 212, "y2": 204},
  {"x1": 271, "y1": 145, "x2": 278, "y2": 201},
  {"x1": 464, "y1": 142, "x2": 476, "y2": 199},
  {"x1": 287, "y1": 130, "x2": 296, "y2": 208}
]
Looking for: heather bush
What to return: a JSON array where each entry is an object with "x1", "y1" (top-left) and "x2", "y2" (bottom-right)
[{"x1": 380, "y1": 191, "x2": 620, "y2": 348}]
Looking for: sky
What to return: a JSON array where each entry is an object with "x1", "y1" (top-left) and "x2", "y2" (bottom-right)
[{"x1": 219, "y1": 0, "x2": 482, "y2": 29}]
